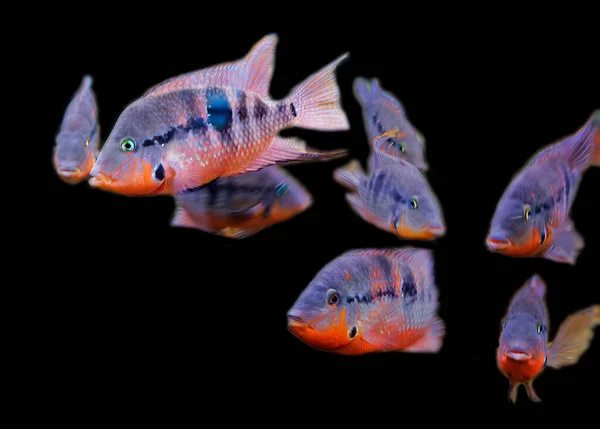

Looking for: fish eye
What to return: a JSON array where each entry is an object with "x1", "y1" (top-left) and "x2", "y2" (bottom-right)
[
  {"x1": 409, "y1": 197, "x2": 419, "y2": 210},
  {"x1": 326, "y1": 289, "x2": 340, "y2": 306},
  {"x1": 275, "y1": 183, "x2": 288, "y2": 197},
  {"x1": 398, "y1": 142, "x2": 405, "y2": 152},
  {"x1": 348, "y1": 326, "x2": 357, "y2": 339},
  {"x1": 523, "y1": 204, "x2": 532, "y2": 221},
  {"x1": 85, "y1": 138, "x2": 90, "y2": 147},
  {"x1": 120, "y1": 138, "x2": 136, "y2": 153},
  {"x1": 537, "y1": 323, "x2": 545, "y2": 334}
]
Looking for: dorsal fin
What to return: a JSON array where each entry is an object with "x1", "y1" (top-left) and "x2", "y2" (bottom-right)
[{"x1": 143, "y1": 34, "x2": 278, "y2": 98}]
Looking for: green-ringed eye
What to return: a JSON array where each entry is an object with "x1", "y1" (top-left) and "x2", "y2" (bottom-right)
[
  {"x1": 327, "y1": 289, "x2": 340, "y2": 306},
  {"x1": 537, "y1": 323, "x2": 545, "y2": 335},
  {"x1": 275, "y1": 183, "x2": 288, "y2": 197},
  {"x1": 409, "y1": 197, "x2": 419, "y2": 210},
  {"x1": 398, "y1": 142, "x2": 405, "y2": 152},
  {"x1": 120, "y1": 138, "x2": 136, "y2": 152},
  {"x1": 524, "y1": 204, "x2": 532, "y2": 221}
]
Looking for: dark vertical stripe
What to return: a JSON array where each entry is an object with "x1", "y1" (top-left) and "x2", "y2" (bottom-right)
[
  {"x1": 372, "y1": 171, "x2": 387, "y2": 202},
  {"x1": 237, "y1": 91, "x2": 248, "y2": 122},
  {"x1": 559, "y1": 162, "x2": 571, "y2": 204},
  {"x1": 254, "y1": 97, "x2": 268, "y2": 120}
]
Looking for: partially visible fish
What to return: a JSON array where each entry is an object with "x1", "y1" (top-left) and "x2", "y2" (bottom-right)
[
  {"x1": 334, "y1": 151, "x2": 445, "y2": 240},
  {"x1": 486, "y1": 110, "x2": 600, "y2": 264},
  {"x1": 89, "y1": 34, "x2": 349, "y2": 196},
  {"x1": 287, "y1": 247, "x2": 445, "y2": 355},
  {"x1": 353, "y1": 77, "x2": 427, "y2": 171},
  {"x1": 53, "y1": 75, "x2": 100, "y2": 184},
  {"x1": 497, "y1": 274, "x2": 599, "y2": 403},
  {"x1": 171, "y1": 166, "x2": 313, "y2": 238}
]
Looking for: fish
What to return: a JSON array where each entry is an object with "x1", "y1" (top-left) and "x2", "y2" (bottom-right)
[
  {"x1": 353, "y1": 77, "x2": 427, "y2": 171},
  {"x1": 170, "y1": 166, "x2": 313, "y2": 239},
  {"x1": 485, "y1": 110, "x2": 600, "y2": 264},
  {"x1": 333, "y1": 151, "x2": 445, "y2": 240},
  {"x1": 88, "y1": 34, "x2": 350, "y2": 196},
  {"x1": 53, "y1": 75, "x2": 100, "y2": 184},
  {"x1": 497, "y1": 274, "x2": 599, "y2": 403},
  {"x1": 287, "y1": 247, "x2": 445, "y2": 355}
]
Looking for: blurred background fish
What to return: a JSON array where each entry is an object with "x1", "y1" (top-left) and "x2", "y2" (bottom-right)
[
  {"x1": 353, "y1": 77, "x2": 427, "y2": 171},
  {"x1": 334, "y1": 151, "x2": 445, "y2": 240},
  {"x1": 287, "y1": 247, "x2": 445, "y2": 355},
  {"x1": 53, "y1": 75, "x2": 100, "y2": 184},
  {"x1": 89, "y1": 34, "x2": 349, "y2": 196},
  {"x1": 486, "y1": 110, "x2": 600, "y2": 264},
  {"x1": 497, "y1": 274, "x2": 599, "y2": 403},
  {"x1": 171, "y1": 166, "x2": 313, "y2": 239}
]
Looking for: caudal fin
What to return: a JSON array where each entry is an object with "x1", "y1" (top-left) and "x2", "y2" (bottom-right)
[
  {"x1": 286, "y1": 54, "x2": 350, "y2": 131},
  {"x1": 546, "y1": 305, "x2": 600, "y2": 369}
]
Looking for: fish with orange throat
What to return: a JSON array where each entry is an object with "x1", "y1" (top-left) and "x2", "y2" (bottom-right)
[
  {"x1": 88, "y1": 34, "x2": 350, "y2": 197},
  {"x1": 333, "y1": 151, "x2": 445, "y2": 240},
  {"x1": 497, "y1": 274, "x2": 599, "y2": 403},
  {"x1": 53, "y1": 75, "x2": 100, "y2": 184},
  {"x1": 287, "y1": 247, "x2": 445, "y2": 355},
  {"x1": 486, "y1": 110, "x2": 600, "y2": 264},
  {"x1": 353, "y1": 77, "x2": 428, "y2": 171},
  {"x1": 170, "y1": 166, "x2": 313, "y2": 239}
]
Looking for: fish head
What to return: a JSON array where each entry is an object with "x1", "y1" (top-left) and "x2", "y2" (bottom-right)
[
  {"x1": 270, "y1": 176, "x2": 313, "y2": 221},
  {"x1": 389, "y1": 176, "x2": 446, "y2": 240},
  {"x1": 486, "y1": 185, "x2": 547, "y2": 256},
  {"x1": 497, "y1": 275, "x2": 548, "y2": 380},
  {"x1": 287, "y1": 261, "x2": 360, "y2": 351},
  {"x1": 89, "y1": 101, "x2": 168, "y2": 196},
  {"x1": 53, "y1": 129, "x2": 97, "y2": 184},
  {"x1": 373, "y1": 131, "x2": 427, "y2": 171}
]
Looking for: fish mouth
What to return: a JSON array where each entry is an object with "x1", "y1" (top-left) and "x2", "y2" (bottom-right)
[
  {"x1": 400, "y1": 225, "x2": 446, "y2": 240},
  {"x1": 505, "y1": 349, "x2": 532, "y2": 361},
  {"x1": 425, "y1": 225, "x2": 446, "y2": 238},
  {"x1": 57, "y1": 167, "x2": 84, "y2": 183},
  {"x1": 88, "y1": 172, "x2": 114, "y2": 188},
  {"x1": 486, "y1": 235, "x2": 512, "y2": 251},
  {"x1": 287, "y1": 314, "x2": 308, "y2": 328}
]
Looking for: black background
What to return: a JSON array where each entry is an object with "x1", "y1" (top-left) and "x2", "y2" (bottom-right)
[{"x1": 43, "y1": 11, "x2": 598, "y2": 419}]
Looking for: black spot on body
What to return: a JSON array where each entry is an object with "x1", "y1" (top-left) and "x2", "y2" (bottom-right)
[
  {"x1": 254, "y1": 97, "x2": 268, "y2": 120},
  {"x1": 205, "y1": 87, "x2": 233, "y2": 132},
  {"x1": 372, "y1": 114, "x2": 378, "y2": 125},
  {"x1": 142, "y1": 139, "x2": 154, "y2": 147},
  {"x1": 377, "y1": 122, "x2": 384, "y2": 133},
  {"x1": 188, "y1": 117, "x2": 207, "y2": 134},
  {"x1": 290, "y1": 103, "x2": 297, "y2": 117},
  {"x1": 154, "y1": 164, "x2": 165, "y2": 181},
  {"x1": 401, "y1": 271, "x2": 418, "y2": 298},
  {"x1": 346, "y1": 297, "x2": 355, "y2": 304},
  {"x1": 237, "y1": 91, "x2": 248, "y2": 122}
]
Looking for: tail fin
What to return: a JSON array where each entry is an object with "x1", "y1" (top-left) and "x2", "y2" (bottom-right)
[
  {"x1": 81, "y1": 75, "x2": 93, "y2": 90},
  {"x1": 333, "y1": 159, "x2": 365, "y2": 191},
  {"x1": 286, "y1": 54, "x2": 350, "y2": 131},
  {"x1": 170, "y1": 204, "x2": 202, "y2": 230},
  {"x1": 546, "y1": 305, "x2": 600, "y2": 369},
  {"x1": 352, "y1": 77, "x2": 373, "y2": 106},
  {"x1": 591, "y1": 109, "x2": 600, "y2": 166}
]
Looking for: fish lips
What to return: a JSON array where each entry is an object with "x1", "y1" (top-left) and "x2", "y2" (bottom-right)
[
  {"x1": 486, "y1": 235, "x2": 512, "y2": 252},
  {"x1": 505, "y1": 348, "x2": 532, "y2": 361}
]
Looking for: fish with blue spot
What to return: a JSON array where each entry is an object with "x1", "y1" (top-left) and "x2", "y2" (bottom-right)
[
  {"x1": 171, "y1": 166, "x2": 313, "y2": 239},
  {"x1": 353, "y1": 77, "x2": 428, "y2": 171},
  {"x1": 88, "y1": 34, "x2": 350, "y2": 196},
  {"x1": 486, "y1": 110, "x2": 600, "y2": 264},
  {"x1": 53, "y1": 75, "x2": 100, "y2": 184},
  {"x1": 497, "y1": 274, "x2": 599, "y2": 403},
  {"x1": 287, "y1": 247, "x2": 445, "y2": 355},
  {"x1": 334, "y1": 151, "x2": 445, "y2": 240}
]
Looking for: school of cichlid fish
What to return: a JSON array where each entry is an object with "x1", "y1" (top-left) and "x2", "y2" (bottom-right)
[{"x1": 53, "y1": 33, "x2": 599, "y2": 404}]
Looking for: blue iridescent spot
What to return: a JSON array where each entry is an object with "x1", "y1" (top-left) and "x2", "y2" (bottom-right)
[
  {"x1": 206, "y1": 87, "x2": 232, "y2": 132},
  {"x1": 275, "y1": 183, "x2": 288, "y2": 197}
]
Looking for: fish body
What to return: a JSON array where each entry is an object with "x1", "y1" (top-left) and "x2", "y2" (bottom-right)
[
  {"x1": 486, "y1": 110, "x2": 600, "y2": 264},
  {"x1": 89, "y1": 34, "x2": 349, "y2": 196},
  {"x1": 287, "y1": 247, "x2": 445, "y2": 355},
  {"x1": 334, "y1": 151, "x2": 445, "y2": 240},
  {"x1": 53, "y1": 75, "x2": 100, "y2": 184},
  {"x1": 497, "y1": 274, "x2": 600, "y2": 403},
  {"x1": 171, "y1": 166, "x2": 313, "y2": 238},
  {"x1": 353, "y1": 77, "x2": 427, "y2": 171}
]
